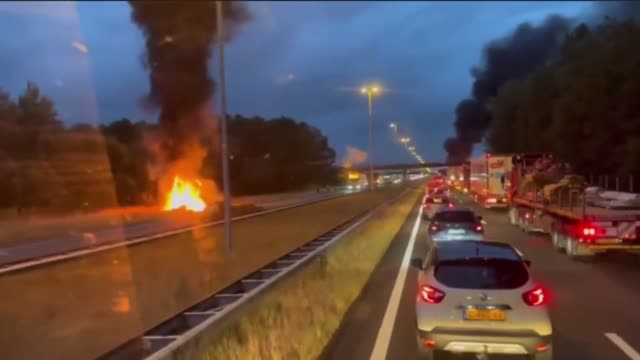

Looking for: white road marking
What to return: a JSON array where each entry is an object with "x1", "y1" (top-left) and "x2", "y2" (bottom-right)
[
  {"x1": 606, "y1": 333, "x2": 640, "y2": 360},
  {"x1": 369, "y1": 205, "x2": 423, "y2": 360}
]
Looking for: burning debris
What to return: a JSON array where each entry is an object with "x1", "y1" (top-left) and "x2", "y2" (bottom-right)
[
  {"x1": 128, "y1": 1, "x2": 249, "y2": 211},
  {"x1": 164, "y1": 176, "x2": 206, "y2": 212}
]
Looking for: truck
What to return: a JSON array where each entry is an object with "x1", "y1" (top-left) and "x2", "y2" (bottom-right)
[
  {"x1": 469, "y1": 153, "x2": 512, "y2": 208},
  {"x1": 446, "y1": 165, "x2": 470, "y2": 193},
  {"x1": 507, "y1": 152, "x2": 640, "y2": 260}
]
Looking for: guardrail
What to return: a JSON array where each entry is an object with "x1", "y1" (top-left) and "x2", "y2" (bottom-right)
[
  {"x1": 98, "y1": 188, "x2": 410, "y2": 360},
  {"x1": 0, "y1": 191, "x2": 359, "y2": 275}
]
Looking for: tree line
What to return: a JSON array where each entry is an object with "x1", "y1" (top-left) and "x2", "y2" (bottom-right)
[
  {"x1": 485, "y1": 18, "x2": 640, "y2": 178},
  {"x1": 0, "y1": 82, "x2": 338, "y2": 213}
]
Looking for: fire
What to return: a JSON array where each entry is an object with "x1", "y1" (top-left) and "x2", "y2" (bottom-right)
[{"x1": 163, "y1": 175, "x2": 207, "y2": 212}]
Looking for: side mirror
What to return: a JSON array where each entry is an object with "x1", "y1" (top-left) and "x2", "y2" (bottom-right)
[
  {"x1": 477, "y1": 215, "x2": 483, "y2": 221},
  {"x1": 410, "y1": 258, "x2": 424, "y2": 270},
  {"x1": 524, "y1": 259, "x2": 532, "y2": 268}
]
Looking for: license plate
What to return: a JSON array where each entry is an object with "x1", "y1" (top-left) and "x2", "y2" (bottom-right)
[
  {"x1": 434, "y1": 198, "x2": 442, "y2": 203},
  {"x1": 449, "y1": 229, "x2": 465, "y2": 234},
  {"x1": 464, "y1": 308, "x2": 506, "y2": 321},
  {"x1": 597, "y1": 238, "x2": 619, "y2": 244}
]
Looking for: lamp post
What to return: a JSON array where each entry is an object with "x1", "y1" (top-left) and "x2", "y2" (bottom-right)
[
  {"x1": 361, "y1": 85, "x2": 380, "y2": 190},
  {"x1": 217, "y1": 1, "x2": 232, "y2": 252}
]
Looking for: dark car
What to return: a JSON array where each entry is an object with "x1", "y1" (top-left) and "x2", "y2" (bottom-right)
[
  {"x1": 426, "y1": 207, "x2": 484, "y2": 242},
  {"x1": 422, "y1": 195, "x2": 454, "y2": 220}
]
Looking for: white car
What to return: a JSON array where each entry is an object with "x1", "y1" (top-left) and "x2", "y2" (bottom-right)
[{"x1": 413, "y1": 240, "x2": 552, "y2": 360}]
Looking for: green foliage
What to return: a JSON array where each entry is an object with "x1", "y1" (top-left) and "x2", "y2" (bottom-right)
[
  {"x1": 0, "y1": 82, "x2": 338, "y2": 211},
  {"x1": 224, "y1": 115, "x2": 337, "y2": 195},
  {"x1": 486, "y1": 19, "x2": 640, "y2": 176}
]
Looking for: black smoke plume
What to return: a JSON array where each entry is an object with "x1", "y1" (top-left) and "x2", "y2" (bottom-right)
[
  {"x1": 444, "y1": 2, "x2": 640, "y2": 162},
  {"x1": 129, "y1": 1, "x2": 249, "y2": 161},
  {"x1": 444, "y1": 15, "x2": 571, "y2": 162},
  {"x1": 589, "y1": 1, "x2": 640, "y2": 23}
]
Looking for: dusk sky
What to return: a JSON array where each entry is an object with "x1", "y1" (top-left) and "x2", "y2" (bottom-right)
[{"x1": 0, "y1": 1, "x2": 592, "y2": 164}]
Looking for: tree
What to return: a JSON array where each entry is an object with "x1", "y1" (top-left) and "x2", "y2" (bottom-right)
[
  {"x1": 486, "y1": 19, "x2": 640, "y2": 177},
  {"x1": 224, "y1": 115, "x2": 337, "y2": 195}
]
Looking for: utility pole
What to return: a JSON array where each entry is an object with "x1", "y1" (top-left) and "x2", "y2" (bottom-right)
[
  {"x1": 367, "y1": 91, "x2": 375, "y2": 190},
  {"x1": 217, "y1": 1, "x2": 232, "y2": 252}
]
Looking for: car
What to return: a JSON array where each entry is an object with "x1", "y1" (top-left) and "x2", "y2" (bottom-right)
[
  {"x1": 421, "y1": 195, "x2": 454, "y2": 220},
  {"x1": 412, "y1": 240, "x2": 552, "y2": 360},
  {"x1": 425, "y1": 207, "x2": 484, "y2": 241},
  {"x1": 427, "y1": 187, "x2": 449, "y2": 197}
]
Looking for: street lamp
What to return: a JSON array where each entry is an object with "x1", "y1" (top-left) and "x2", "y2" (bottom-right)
[
  {"x1": 361, "y1": 84, "x2": 381, "y2": 190},
  {"x1": 389, "y1": 122, "x2": 397, "y2": 134},
  {"x1": 217, "y1": 1, "x2": 232, "y2": 252},
  {"x1": 408, "y1": 146, "x2": 415, "y2": 151}
]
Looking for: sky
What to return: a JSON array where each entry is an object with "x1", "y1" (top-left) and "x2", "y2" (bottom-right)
[{"x1": 0, "y1": 1, "x2": 592, "y2": 164}]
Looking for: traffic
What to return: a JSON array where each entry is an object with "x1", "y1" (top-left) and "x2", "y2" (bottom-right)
[
  {"x1": 410, "y1": 154, "x2": 640, "y2": 359},
  {"x1": 325, "y1": 157, "x2": 640, "y2": 360},
  {"x1": 415, "y1": 168, "x2": 553, "y2": 359},
  {"x1": 3, "y1": 2, "x2": 640, "y2": 359}
]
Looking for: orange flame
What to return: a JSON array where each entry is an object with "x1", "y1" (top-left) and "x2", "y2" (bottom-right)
[{"x1": 163, "y1": 175, "x2": 206, "y2": 212}]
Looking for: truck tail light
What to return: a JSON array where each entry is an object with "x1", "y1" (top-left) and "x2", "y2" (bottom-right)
[{"x1": 582, "y1": 227, "x2": 596, "y2": 236}]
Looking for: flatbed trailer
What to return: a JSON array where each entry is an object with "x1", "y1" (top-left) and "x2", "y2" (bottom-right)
[{"x1": 507, "y1": 153, "x2": 640, "y2": 260}]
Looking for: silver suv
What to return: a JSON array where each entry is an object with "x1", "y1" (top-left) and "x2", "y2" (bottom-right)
[{"x1": 413, "y1": 240, "x2": 552, "y2": 360}]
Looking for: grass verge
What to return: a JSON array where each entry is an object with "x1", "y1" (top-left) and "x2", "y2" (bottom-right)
[
  {"x1": 0, "y1": 186, "x2": 405, "y2": 360},
  {"x1": 161, "y1": 188, "x2": 419, "y2": 360},
  {"x1": 0, "y1": 190, "x2": 315, "y2": 248}
]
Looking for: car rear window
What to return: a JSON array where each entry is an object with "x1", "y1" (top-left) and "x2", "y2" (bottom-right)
[
  {"x1": 434, "y1": 259, "x2": 529, "y2": 289},
  {"x1": 432, "y1": 210, "x2": 475, "y2": 222}
]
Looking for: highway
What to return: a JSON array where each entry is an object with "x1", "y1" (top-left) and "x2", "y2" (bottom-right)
[
  {"x1": 323, "y1": 192, "x2": 640, "y2": 360},
  {"x1": 0, "y1": 189, "x2": 351, "y2": 268}
]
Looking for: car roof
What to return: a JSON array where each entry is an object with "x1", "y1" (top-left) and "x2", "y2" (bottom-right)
[
  {"x1": 433, "y1": 206, "x2": 474, "y2": 214},
  {"x1": 433, "y1": 240, "x2": 522, "y2": 262}
]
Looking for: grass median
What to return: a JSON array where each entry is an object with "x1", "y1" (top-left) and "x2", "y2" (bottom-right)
[
  {"x1": 164, "y1": 188, "x2": 420, "y2": 360},
  {"x1": 0, "y1": 186, "x2": 405, "y2": 360}
]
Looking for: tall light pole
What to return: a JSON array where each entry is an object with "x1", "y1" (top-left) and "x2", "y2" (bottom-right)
[
  {"x1": 361, "y1": 85, "x2": 380, "y2": 190},
  {"x1": 217, "y1": 1, "x2": 232, "y2": 252}
]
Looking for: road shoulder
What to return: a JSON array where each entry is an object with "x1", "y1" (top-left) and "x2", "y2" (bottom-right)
[{"x1": 320, "y1": 196, "x2": 422, "y2": 360}]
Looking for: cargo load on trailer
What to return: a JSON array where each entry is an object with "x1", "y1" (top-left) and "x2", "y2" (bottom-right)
[{"x1": 507, "y1": 153, "x2": 640, "y2": 261}]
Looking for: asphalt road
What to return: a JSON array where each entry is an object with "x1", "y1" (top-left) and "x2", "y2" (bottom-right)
[
  {"x1": 323, "y1": 192, "x2": 640, "y2": 360},
  {"x1": 0, "y1": 190, "x2": 350, "y2": 267}
]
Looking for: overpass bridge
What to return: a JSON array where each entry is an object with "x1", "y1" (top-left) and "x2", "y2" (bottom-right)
[
  {"x1": 339, "y1": 161, "x2": 470, "y2": 182},
  {"x1": 349, "y1": 161, "x2": 469, "y2": 173}
]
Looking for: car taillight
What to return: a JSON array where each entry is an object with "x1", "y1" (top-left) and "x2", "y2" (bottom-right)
[
  {"x1": 486, "y1": 197, "x2": 497, "y2": 203},
  {"x1": 419, "y1": 285, "x2": 446, "y2": 304},
  {"x1": 473, "y1": 225, "x2": 483, "y2": 233},
  {"x1": 430, "y1": 224, "x2": 441, "y2": 232},
  {"x1": 447, "y1": 203, "x2": 453, "y2": 208},
  {"x1": 522, "y1": 286, "x2": 548, "y2": 306}
]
